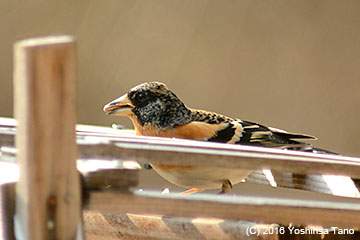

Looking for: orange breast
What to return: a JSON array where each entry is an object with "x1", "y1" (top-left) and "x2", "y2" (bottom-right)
[{"x1": 130, "y1": 117, "x2": 228, "y2": 141}]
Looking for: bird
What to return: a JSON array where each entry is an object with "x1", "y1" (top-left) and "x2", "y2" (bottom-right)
[{"x1": 103, "y1": 82, "x2": 322, "y2": 194}]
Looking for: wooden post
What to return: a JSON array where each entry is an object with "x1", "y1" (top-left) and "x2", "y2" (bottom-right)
[
  {"x1": 0, "y1": 183, "x2": 16, "y2": 240},
  {"x1": 13, "y1": 36, "x2": 81, "y2": 239}
]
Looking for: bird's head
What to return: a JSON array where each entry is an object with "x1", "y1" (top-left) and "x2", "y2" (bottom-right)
[{"x1": 103, "y1": 82, "x2": 192, "y2": 129}]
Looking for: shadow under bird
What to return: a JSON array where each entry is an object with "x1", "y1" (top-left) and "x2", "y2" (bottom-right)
[{"x1": 103, "y1": 82, "x2": 329, "y2": 194}]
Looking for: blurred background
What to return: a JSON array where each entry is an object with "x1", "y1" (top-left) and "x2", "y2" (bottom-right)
[{"x1": 1, "y1": 0, "x2": 360, "y2": 157}]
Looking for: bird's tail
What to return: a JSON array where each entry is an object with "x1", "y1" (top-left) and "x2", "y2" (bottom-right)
[{"x1": 309, "y1": 147, "x2": 339, "y2": 155}]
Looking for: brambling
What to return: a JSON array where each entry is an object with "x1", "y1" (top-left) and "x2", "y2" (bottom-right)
[{"x1": 103, "y1": 82, "x2": 319, "y2": 194}]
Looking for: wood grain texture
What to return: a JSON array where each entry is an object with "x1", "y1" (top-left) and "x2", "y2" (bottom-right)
[
  {"x1": 83, "y1": 212, "x2": 360, "y2": 240},
  {"x1": 1, "y1": 117, "x2": 360, "y2": 179},
  {"x1": 84, "y1": 212, "x2": 280, "y2": 240},
  {"x1": 0, "y1": 183, "x2": 16, "y2": 240},
  {"x1": 14, "y1": 36, "x2": 81, "y2": 240},
  {"x1": 77, "y1": 138, "x2": 360, "y2": 178},
  {"x1": 82, "y1": 169, "x2": 139, "y2": 191},
  {"x1": 1, "y1": 119, "x2": 360, "y2": 197},
  {"x1": 87, "y1": 191, "x2": 360, "y2": 229}
]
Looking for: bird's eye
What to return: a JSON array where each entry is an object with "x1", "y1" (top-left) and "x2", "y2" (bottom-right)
[{"x1": 135, "y1": 92, "x2": 146, "y2": 102}]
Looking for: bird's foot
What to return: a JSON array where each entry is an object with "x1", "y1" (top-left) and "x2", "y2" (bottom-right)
[
  {"x1": 218, "y1": 180, "x2": 232, "y2": 194},
  {"x1": 179, "y1": 188, "x2": 205, "y2": 195}
]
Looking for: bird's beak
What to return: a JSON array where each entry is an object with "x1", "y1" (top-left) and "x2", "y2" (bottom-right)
[{"x1": 103, "y1": 94, "x2": 134, "y2": 116}]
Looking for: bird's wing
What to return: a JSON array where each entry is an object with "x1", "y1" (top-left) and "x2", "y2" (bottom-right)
[
  {"x1": 238, "y1": 120, "x2": 315, "y2": 150},
  {"x1": 190, "y1": 109, "x2": 315, "y2": 151}
]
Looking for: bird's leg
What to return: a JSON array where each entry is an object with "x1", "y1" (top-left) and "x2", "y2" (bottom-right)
[
  {"x1": 179, "y1": 188, "x2": 205, "y2": 195},
  {"x1": 143, "y1": 163, "x2": 152, "y2": 170},
  {"x1": 218, "y1": 180, "x2": 232, "y2": 194}
]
